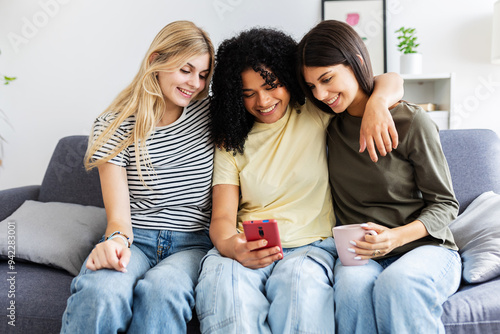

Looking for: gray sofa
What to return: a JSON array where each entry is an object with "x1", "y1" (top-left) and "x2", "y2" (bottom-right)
[{"x1": 1, "y1": 129, "x2": 500, "y2": 333}]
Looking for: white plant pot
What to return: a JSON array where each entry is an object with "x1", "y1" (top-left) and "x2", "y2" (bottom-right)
[{"x1": 400, "y1": 53, "x2": 422, "y2": 74}]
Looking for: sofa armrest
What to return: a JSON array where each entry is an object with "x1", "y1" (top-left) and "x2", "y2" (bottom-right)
[{"x1": 0, "y1": 185, "x2": 40, "y2": 221}]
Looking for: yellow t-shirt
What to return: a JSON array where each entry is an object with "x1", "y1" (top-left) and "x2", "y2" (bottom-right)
[{"x1": 213, "y1": 100, "x2": 335, "y2": 248}]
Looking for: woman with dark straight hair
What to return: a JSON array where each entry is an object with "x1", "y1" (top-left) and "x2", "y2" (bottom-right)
[{"x1": 298, "y1": 20, "x2": 462, "y2": 334}]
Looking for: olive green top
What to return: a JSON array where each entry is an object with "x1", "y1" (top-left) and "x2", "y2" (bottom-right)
[{"x1": 328, "y1": 101, "x2": 458, "y2": 258}]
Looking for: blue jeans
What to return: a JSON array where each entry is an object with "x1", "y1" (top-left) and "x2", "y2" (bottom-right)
[
  {"x1": 61, "y1": 228, "x2": 213, "y2": 334},
  {"x1": 334, "y1": 245, "x2": 462, "y2": 334},
  {"x1": 195, "y1": 237, "x2": 336, "y2": 334}
]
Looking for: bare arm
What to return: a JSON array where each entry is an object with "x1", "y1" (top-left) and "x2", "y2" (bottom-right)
[
  {"x1": 86, "y1": 162, "x2": 132, "y2": 273},
  {"x1": 360, "y1": 72, "x2": 404, "y2": 162},
  {"x1": 209, "y1": 184, "x2": 240, "y2": 254},
  {"x1": 210, "y1": 184, "x2": 282, "y2": 269}
]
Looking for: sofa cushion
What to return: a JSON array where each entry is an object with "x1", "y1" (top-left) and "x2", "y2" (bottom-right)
[
  {"x1": 442, "y1": 276, "x2": 500, "y2": 334},
  {"x1": 0, "y1": 200, "x2": 107, "y2": 275},
  {"x1": 38, "y1": 136, "x2": 104, "y2": 208},
  {"x1": 449, "y1": 191, "x2": 500, "y2": 283},
  {"x1": 0, "y1": 262, "x2": 74, "y2": 333},
  {"x1": 440, "y1": 129, "x2": 500, "y2": 214}
]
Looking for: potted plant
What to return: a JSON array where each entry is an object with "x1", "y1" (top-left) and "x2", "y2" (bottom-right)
[
  {"x1": 395, "y1": 26, "x2": 422, "y2": 74},
  {"x1": 0, "y1": 49, "x2": 16, "y2": 166}
]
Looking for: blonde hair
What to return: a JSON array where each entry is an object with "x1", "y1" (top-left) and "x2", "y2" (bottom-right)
[{"x1": 84, "y1": 21, "x2": 214, "y2": 184}]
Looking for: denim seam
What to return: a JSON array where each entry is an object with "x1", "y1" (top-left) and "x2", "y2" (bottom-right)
[
  {"x1": 199, "y1": 261, "x2": 236, "y2": 333},
  {"x1": 202, "y1": 316, "x2": 238, "y2": 334},
  {"x1": 430, "y1": 249, "x2": 462, "y2": 330},
  {"x1": 291, "y1": 246, "x2": 317, "y2": 334},
  {"x1": 293, "y1": 245, "x2": 335, "y2": 334},
  {"x1": 444, "y1": 320, "x2": 500, "y2": 326},
  {"x1": 430, "y1": 249, "x2": 461, "y2": 302},
  {"x1": 290, "y1": 253, "x2": 302, "y2": 333},
  {"x1": 233, "y1": 259, "x2": 241, "y2": 331},
  {"x1": 197, "y1": 263, "x2": 223, "y2": 320}
]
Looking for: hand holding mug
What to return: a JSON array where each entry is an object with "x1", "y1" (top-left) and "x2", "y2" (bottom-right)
[
  {"x1": 353, "y1": 222, "x2": 410, "y2": 260},
  {"x1": 333, "y1": 224, "x2": 378, "y2": 266}
]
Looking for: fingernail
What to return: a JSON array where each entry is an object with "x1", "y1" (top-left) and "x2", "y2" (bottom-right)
[
  {"x1": 262, "y1": 240, "x2": 268, "y2": 246},
  {"x1": 120, "y1": 261, "x2": 127, "y2": 268},
  {"x1": 347, "y1": 248, "x2": 356, "y2": 253},
  {"x1": 349, "y1": 241, "x2": 357, "y2": 246},
  {"x1": 360, "y1": 223, "x2": 369, "y2": 227},
  {"x1": 354, "y1": 256, "x2": 361, "y2": 260}
]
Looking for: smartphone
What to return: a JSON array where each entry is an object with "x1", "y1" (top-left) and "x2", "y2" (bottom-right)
[{"x1": 242, "y1": 219, "x2": 283, "y2": 257}]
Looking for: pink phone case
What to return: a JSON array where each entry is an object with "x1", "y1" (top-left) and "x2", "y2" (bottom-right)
[{"x1": 242, "y1": 219, "x2": 283, "y2": 257}]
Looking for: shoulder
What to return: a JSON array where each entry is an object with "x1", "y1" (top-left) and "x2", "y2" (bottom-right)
[
  {"x1": 94, "y1": 111, "x2": 135, "y2": 130},
  {"x1": 392, "y1": 101, "x2": 437, "y2": 135},
  {"x1": 392, "y1": 102, "x2": 440, "y2": 154},
  {"x1": 186, "y1": 97, "x2": 211, "y2": 115},
  {"x1": 300, "y1": 99, "x2": 334, "y2": 127},
  {"x1": 214, "y1": 146, "x2": 238, "y2": 169}
]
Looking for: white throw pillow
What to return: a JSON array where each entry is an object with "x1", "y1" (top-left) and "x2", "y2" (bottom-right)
[{"x1": 449, "y1": 191, "x2": 500, "y2": 283}]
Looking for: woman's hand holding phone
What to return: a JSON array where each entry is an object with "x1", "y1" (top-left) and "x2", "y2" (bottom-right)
[{"x1": 218, "y1": 233, "x2": 282, "y2": 269}]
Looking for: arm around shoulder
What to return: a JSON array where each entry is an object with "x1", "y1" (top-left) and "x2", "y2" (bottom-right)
[{"x1": 361, "y1": 72, "x2": 404, "y2": 161}]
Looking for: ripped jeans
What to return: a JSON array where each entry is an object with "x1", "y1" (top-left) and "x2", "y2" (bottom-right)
[{"x1": 195, "y1": 237, "x2": 337, "y2": 334}]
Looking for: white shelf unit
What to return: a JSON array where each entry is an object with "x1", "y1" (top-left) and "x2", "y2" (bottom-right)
[{"x1": 401, "y1": 73, "x2": 454, "y2": 130}]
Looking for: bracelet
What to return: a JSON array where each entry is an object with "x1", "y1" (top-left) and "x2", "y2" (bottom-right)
[
  {"x1": 108, "y1": 235, "x2": 129, "y2": 248},
  {"x1": 106, "y1": 231, "x2": 131, "y2": 248}
]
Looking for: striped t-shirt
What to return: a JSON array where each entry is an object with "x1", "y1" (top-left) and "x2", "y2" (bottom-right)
[{"x1": 91, "y1": 98, "x2": 213, "y2": 232}]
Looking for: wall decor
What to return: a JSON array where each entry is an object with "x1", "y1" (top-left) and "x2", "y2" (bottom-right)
[{"x1": 322, "y1": 0, "x2": 387, "y2": 75}]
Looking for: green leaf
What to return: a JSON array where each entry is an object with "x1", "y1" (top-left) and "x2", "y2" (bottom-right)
[
  {"x1": 395, "y1": 26, "x2": 419, "y2": 54},
  {"x1": 3, "y1": 76, "x2": 16, "y2": 85}
]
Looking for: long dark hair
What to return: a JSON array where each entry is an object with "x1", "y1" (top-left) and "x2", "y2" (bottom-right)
[
  {"x1": 297, "y1": 20, "x2": 374, "y2": 113},
  {"x1": 210, "y1": 28, "x2": 305, "y2": 154}
]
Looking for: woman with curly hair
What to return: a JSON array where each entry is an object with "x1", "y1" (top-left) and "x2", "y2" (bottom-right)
[
  {"x1": 61, "y1": 21, "x2": 215, "y2": 333},
  {"x1": 298, "y1": 20, "x2": 460, "y2": 334},
  {"x1": 195, "y1": 27, "x2": 403, "y2": 333}
]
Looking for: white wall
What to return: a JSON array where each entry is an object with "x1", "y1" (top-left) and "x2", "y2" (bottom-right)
[
  {"x1": 0, "y1": 0, "x2": 499, "y2": 189},
  {"x1": 385, "y1": 0, "x2": 500, "y2": 131}
]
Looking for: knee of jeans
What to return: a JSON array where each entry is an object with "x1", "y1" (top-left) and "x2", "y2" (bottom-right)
[
  {"x1": 306, "y1": 247, "x2": 336, "y2": 284},
  {"x1": 139, "y1": 268, "x2": 195, "y2": 302},
  {"x1": 273, "y1": 247, "x2": 334, "y2": 286},
  {"x1": 304, "y1": 256, "x2": 334, "y2": 285},
  {"x1": 195, "y1": 254, "x2": 226, "y2": 320},
  {"x1": 373, "y1": 268, "x2": 421, "y2": 305},
  {"x1": 336, "y1": 275, "x2": 375, "y2": 307},
  {"x1": 72, "y1": 270, "x2": 134, "y2": 304}
]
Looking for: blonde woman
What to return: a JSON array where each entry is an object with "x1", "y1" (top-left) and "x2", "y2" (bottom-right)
[{"x1": 61, "y1": 21, "x2": 215, "y2": 333}]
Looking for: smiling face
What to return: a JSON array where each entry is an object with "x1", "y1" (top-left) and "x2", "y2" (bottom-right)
[
  {"x1": 241, "y1": 67, "x2": 291, "y2": 124},
  {"x1": 303, "y1": 64, "x2": 367, "y2": 117},
  {"x1": 157, "y1": 53, "x2": 210, "y2": 114}
]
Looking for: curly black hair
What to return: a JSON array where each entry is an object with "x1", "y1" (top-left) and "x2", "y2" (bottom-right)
[{"x1": 210, "y1": 27, "x2": 305, "y2": 154}]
